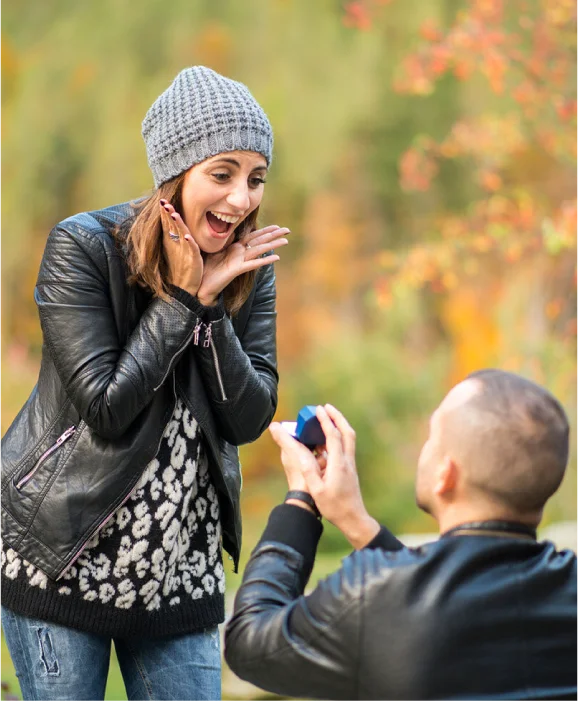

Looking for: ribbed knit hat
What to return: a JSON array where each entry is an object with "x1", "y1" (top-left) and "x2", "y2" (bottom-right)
[{"x1": 142, "y1": 66, "x2": 273, "y2": 188}]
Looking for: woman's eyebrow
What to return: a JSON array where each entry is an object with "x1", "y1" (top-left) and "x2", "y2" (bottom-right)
[
  {"x1": 210, "y1": 157, "x2": 267, "y2": 172},
  {"x1": 211, "y1": 157, "x2": 240, "y2": 167}
]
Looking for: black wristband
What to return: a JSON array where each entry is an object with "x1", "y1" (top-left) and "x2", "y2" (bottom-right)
[{"x1": 285, "y1": 490, "x2": 321, "y2": 519}]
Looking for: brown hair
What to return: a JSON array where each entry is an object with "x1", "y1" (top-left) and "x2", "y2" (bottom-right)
[{"x1": 121, "y1": 172, "x2": 259, "y2": 315}]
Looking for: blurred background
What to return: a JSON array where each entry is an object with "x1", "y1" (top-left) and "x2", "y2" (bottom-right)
[{"x1": 2, "y1": 0, "x2": 576, "y2": 698}]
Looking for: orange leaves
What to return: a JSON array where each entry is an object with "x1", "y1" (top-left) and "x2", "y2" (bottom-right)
[
  {"x1": 472, "y1": 0, "x2": 504, "y2": 23},
  {"x1": 479, "y1": 170, "x2": 503, "y2": 192},
  {"x1": 343, "y1": 2, "x2": 372, "y2": 31},
  {"x1": 342, "y1": 0, "x2": 392, "y2": 30},
  {"x1": 400, "y1": 147, "x2": 438, "y2": 192},
  {"x1": 394, "y1": 1, "x2": 511, "y2": 96},
  {"x1": 420, "y1": 19, "x2": 442, "y2": 43},
  {"x1": 400, "y1": 116, "x2": 524, "y2": 194},
  {"x1": 442, "y1": 283, "x2": 502, "y2": 386},
  {"x1": 372, "y1": 189, "x2": 576, "y2": 325},
  {"x1": 482, "y1": 49, "x2": 507, "y2": 93},
  {"x1": 391, "y1": 0, "x2": 577, "y2": 141},
  {"x1": 543, "y1": 0, "x2": 577, "y2": 28},
  {"x1": 555, "y1": 98, "x2": 577, "y2": 122}
]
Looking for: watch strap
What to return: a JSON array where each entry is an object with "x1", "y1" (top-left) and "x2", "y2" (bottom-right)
[{"x1": 285, "y1": 490, "x2": 321, "y2": 519}]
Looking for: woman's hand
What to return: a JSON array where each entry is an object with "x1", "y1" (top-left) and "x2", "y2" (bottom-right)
[
  {"x1": 160, "y1": 200, "x2": 204, "y2": 296},
  {"x1": 197, "y1": 225, "x2": 289, "y2": 306}
]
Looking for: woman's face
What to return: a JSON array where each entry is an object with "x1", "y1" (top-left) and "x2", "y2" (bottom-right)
[{"x1": 180, "y1": 150, "x2": 268, "y2": 253}]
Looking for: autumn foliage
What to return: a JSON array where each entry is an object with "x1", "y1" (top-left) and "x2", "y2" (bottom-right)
[{"x1": 341, "y1": 0, "x2": 576, "y2": 384}]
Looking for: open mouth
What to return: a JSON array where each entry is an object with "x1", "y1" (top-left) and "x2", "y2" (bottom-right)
[{"x1": 206, "y1": 211, "x2": 240, "y2": 237}]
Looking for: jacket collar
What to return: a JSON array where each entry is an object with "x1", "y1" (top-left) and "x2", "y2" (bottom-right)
[{"x1": 441, "y1": 520, "x2": 537, "y2": 541}]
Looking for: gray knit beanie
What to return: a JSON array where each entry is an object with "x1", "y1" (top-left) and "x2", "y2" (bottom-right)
[{"x1": 142, "y1": 66, "x2": 273, "y2": 188}]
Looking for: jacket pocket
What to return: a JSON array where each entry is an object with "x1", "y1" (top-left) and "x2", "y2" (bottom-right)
[{"x1": 13, "y1": 426, "x2": 76, "y2": 491}]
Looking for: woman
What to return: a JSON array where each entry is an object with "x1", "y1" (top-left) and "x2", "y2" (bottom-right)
[{"x1": 1, "y1": 66, "x2": 287, "y2": 700}]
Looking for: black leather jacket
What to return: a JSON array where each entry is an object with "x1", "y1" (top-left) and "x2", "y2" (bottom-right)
[
  {"x1": 1, "y1": 201, "x2": 278, "y2": 581},
  {"x1": 225, "y1": 506, "x2": 577, "y2": 700}
]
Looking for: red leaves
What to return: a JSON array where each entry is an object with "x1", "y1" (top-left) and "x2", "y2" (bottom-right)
[
  {"x1": 342, "y1": 2, "x2": 372, "y2": 31},
  {"x1": 399, "y1": 147, "x2": 438, "y2": 192},
  {"x1": 340, "y1": 0, "x2": 576, "y2": 350},
  {"x1": 342, "y1": 0, "x2": 392, "y2": 30}
]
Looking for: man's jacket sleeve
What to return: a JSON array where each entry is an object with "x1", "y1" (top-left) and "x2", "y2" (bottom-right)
[{"x1": 224, "y1": 505, "x2": 402, "y2": 699}]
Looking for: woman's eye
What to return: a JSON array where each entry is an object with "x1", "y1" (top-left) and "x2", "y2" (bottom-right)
[
  {"x1": 212, "y1": 173, "x2": 230, "y2": 182},
  {"x1": 249, "y1": 177, "x2": 267, "y2": 188}
]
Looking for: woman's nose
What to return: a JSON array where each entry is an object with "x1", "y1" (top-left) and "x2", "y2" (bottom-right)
[{"x1": 226, "y1": 183, "x2": 251, "y2": 212}]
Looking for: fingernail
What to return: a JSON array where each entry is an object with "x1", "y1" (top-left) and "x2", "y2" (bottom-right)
[
  {"x1": 160, "y1": 199, "x2": 167, "y2": 205},
  {"x1": 170, "y1": 213, "x2": 177, "y2": 220}
]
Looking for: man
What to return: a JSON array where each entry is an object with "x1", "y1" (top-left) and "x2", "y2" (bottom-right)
[{"x1": 224, "y1": 370, "x2": 577, "y2": 700}]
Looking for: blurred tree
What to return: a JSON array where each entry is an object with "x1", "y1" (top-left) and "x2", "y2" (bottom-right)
[
  {"x1": 377, "y1": 0, "x2": 576, "y2": 337},
  {"x1": 2, "y1": 0, "x2": 575, "y2": 538}
]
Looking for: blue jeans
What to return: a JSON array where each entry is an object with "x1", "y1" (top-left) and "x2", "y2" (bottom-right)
[{"x1": 1, "y1": 607, "x2": 221, "y2": 700}]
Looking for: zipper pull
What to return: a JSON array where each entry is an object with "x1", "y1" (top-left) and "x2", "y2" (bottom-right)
[
  {"x1": 193, "y1": 319, "x2": 202, "y2": 346},
  {"x1": 203, "y1": 322, "x2": 213, "y2": 348},
  {"x1": 56, "y1": 426, "x2": 76, "y2": 445}
]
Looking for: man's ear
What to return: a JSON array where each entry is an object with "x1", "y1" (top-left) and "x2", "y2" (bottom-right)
[{"x1": 433, "y1": 456, "x2": 458, "y2": 497}]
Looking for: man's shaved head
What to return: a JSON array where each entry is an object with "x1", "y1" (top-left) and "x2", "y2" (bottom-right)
[{"x1": 417, "y1": 369, "x2": 570, "y2": 521}]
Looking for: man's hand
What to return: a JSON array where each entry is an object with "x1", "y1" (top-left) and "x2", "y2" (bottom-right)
[
  {"x1": 300, "y1": 405, "x2": 380, "y2": 549},
  {"x1": 268, "y1": 423, "x2": 318, "y2": 515}
]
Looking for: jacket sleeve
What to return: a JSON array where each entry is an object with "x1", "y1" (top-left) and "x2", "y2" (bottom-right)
[
  {"x1": 224, "y1": 505, "x2": 361, "y2": 699},
  {"x1": 35, "y1": 224, "x2": 200, "y2": 440},
  {"x1": 189, "y1": 261, "x2": 278, "y2": 445}
]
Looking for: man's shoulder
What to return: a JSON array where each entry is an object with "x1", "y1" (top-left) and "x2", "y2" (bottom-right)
[
  {"x1": 342, "y1": 535, "x2": 577, "y2": 598},
  {"x1": 332, "y1": 540, "x2": 437, "y2": 597}
]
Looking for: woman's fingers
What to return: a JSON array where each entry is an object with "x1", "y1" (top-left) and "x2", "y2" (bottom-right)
[
  {"x1": 241, "y1": 225, "x2": 290, "y2": 264},
  {"x1": 160, "y1": 202, "x2": 189, "y2": 238},
  {"x1": 243, "y1": 226, "x2": 290, "y2": 249},
  {"x1": 159, "y1": 202, "x2": 177, "y2": 240},
  {"x1": 243, "y1": 238, "x2": 289, "y2": 260},
  {"x1": 241, "y1": 255, "x2": 280, "y2": 273}
]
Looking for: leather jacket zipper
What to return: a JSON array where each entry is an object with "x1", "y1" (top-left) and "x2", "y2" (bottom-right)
[
  {"x1": 56, "y1": 374, "x2": 177, "y2": 581},
  {"x1": 14, "y1": 426, "x2": 76, "y2": 490},
  {"x1": 207, "y1": 330, "x2": 227, "y2": 402},
  {"x1": 193, "y1": 321, "x2": 227, "y2": 401}
]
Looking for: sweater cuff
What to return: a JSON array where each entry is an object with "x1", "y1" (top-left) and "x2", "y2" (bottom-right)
[
  {"x1": 168, "y1": 286, "x2": 226, "y2": 320},
  {"x1": 257, "y1": 504, "x2": 323, "y2": 566},
  {"x1": 363, "y1": 525, "x2": 405, "y2": 552}
]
